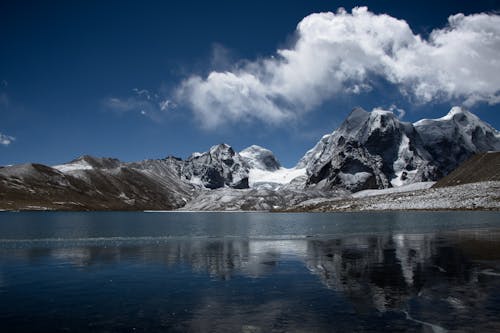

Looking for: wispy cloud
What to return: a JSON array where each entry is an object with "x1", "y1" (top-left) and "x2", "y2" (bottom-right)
[
  {"x1": 372, "y1": 104, "x2": 407, "y2": 120},
  {"x1": 0, "y1": 80, "x2": 15, "y2": 146},
  {"x1": 103, "y1": 88, "x2": 175, "y2": 122},
  {"x1": 0, "y1": 132, "x2": 15, "y2": 146},
  {"x1": 175, "y1": 7, "x2": 500, "y2": 129},
  {"x1": 0, "y1": 92, "x2": 8, "y2": 110},
  {"x1": 389, "y1": 104, "x2": 406, "y2": 119}
]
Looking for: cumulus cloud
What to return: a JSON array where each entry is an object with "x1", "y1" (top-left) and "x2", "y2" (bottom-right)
[
  {"x1": 0, "y1": 132, "x2": 14, "y2": 146},
  {"x1": 103, "y1": 88, "x2": 175, "y2": 122},
  {"x1": 177, "y1": 7, "x2": 500, "y2": 128}
]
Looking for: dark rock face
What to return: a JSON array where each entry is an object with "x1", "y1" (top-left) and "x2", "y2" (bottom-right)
[
  {"x1": 414, "y1": 107, "x2": 500, "y2": 177},
  {"x1": 0, "y1": 143, "x2": 252, "y2": 210},
  {"x1": 1, "y1": 107, "x2": 498, "y2": 211},
  {"x1": 301, "y1": 107, "x2": 500, "y2": 192},
  {"x1": 304, "y1": 108, "x2": 436, "y2": 191},
  {"x1": 181, "y1": 143, "x2": 250, "y2": 189}
]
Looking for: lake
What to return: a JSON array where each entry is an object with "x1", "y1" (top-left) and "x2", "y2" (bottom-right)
[{"x1": 0, "y1": 211, "x2": 499, "y2": 332}]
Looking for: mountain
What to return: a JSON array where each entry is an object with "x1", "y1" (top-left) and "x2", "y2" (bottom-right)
[
  {"x1": 240, "y1": 145, "x2": 281, "y2": 171},
  {"x1": 0, "y1": 106, "x2": 499, "y2": 211},
  {"x1": 239, "y1": 145, "x2": 306, "y2": 189},
  {"x1": 53, "y1": 155, "x2": 121, "y2": 172},
  {"x1": 303, "y1": 108, "x2": 437, "y2": 191},
  {"x1": 296, "y1": 134, "x2": 332, "y2": 170},
  {"x1": 301, "y1": 107, "x2": 500, "y2": 192},
  {"x1": 181, "y1": 143, "x2": 250, "y2": 189},
  {"x1": 414, "y1": 107, "x2": 500, "y2": 177},
  {"x1": 0, "y1": 159, "x2": 195, "y2": 210}
]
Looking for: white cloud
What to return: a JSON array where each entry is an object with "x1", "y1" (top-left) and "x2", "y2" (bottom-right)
[
  {"x1": 177, "y1": 7, "x2": 500, "y2": 128},
  {"x1": 0, "y1": 132, "x2": 14, "y2": 146},
  {"x1": 372, "y1": 104, "x2": 406, "y2": 119},
  {"x1": 390, "y1": 104, "x2": 406, "y2": 119}
]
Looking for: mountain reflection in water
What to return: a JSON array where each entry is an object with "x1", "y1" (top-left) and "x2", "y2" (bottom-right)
[{"x1": 1, "y1": 227, "x2": 500, "y2": 332}]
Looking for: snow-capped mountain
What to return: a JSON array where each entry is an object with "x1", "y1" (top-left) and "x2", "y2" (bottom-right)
[
  {"x1": 240, "y1": 145, "x2": 281, "y2": 171},
  {"x1": 53, "y1": 155, "x2": 121, "y2": 173},
  {"x1": 414, "y1": 107, "x2": 500, "y2": 176},
  {"x1": 301, "y1": 107, "x2": 500, "y2": 191},
  {"x1": 181, "y1": 143, "x2": 250, "y2": 189},
  {"x1": 296, "y1": 133, "x2": 332, "y2": 170},
  {"x1": 303, "y1": 108, "x2": 436, "y2": 191},
  {"x1": 0, "y1": 158, "x2": 195, "y2": 210},
  {"x1": 53, "y1": 155, "x2": 193, "y2": 202},
  {"x1": 239, "y1": 145, "x2": 306, "y2": 188},
  {"x1": 1, "y1": 106, "x2": 498, "y2": 211}
]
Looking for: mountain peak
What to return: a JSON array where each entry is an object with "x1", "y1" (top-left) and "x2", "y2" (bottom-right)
[
  {"x1": 183, "y1": 143, "x2": 249, "y2": 189},
  {"x1": 439, "y1": 106, "x2": 476, "y2": 122},
  {"x1": 302, "y1": 106, "x2": 500, "y2": 191},
  {"x1": 447, "y1": 106, "x2": 467, "y2": 116},
  {"x1": 345, "y1": 107, "x2": 369, "y2": 122},
  {"x1": 415, "y1": 106, "x2": 477, "y2": 127},
  {"x1": 208, "y1": 143, "x2": 233, "y2": 154},
  {"x1": 71, "y1": 155, "x2": 121, "y2": 167},
  {"x1": 244, "y1": 144, "x2": 266, "y2": 151},
  {"x1": 240, "y1": 145, "x2": 281, "y2": 171}
]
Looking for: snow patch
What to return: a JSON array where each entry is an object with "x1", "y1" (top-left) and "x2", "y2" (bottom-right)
[
  {"x1": 338, "y1": 171, "x2": 372, "y2": 188},
  {"x1": 53, "y1": 161, "x2": 93, "y2": 173},
  {"x1": 391, "y1": 170, "x2": 418, "y2": 187},
  {"x1": 352, "y1": 181, "x2": 436, "y2": 198},
  {"x1": 248, "y1": 167, "x2": 306, "y2": 187},
  {"x1": 188, "y1": 176, "x2": 205, "y2": 186}
]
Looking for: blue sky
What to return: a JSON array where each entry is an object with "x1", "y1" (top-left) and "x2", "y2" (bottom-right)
[{"x1": 1, "y1": 0, "x2": 499, "y2": 167}]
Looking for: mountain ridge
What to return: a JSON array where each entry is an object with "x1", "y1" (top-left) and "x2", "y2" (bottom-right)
[
  {"x1": 300, "y1": 106, "x2": 499, "y2": 191},
  {"x1": 1, "y1": 106, "x2": 499, "y2": 211}
]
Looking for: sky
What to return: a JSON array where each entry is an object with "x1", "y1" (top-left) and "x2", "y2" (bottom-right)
[{"x1": 1, "y1": 0, "x2": 499, "y2": 167}]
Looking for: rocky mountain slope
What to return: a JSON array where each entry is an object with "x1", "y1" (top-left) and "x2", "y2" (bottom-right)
[
  {"x1": 433, "y1": 152, "x2": 500, "y2": 188},
  {"x1": 301, "y1": 107, "x2": 500, "y2": 192},
  {"x1": 414, "y1": 107, "x2": 500, "y2": 176},
  {"x1": 0, "y1": 106, "x2": 499, "y2": 211},
  {"x1": 0, "y1": 157, "x2": 196, "y2": 211},
  {"x1": 181, "y1": 143, "x2": 250, "y2": 189},
  {"x1": 282, "y1": 181, "x2": 500, "y2": 212},
  {"x1": 303, "y1": 108, "x2": 436, "y2": 191}
]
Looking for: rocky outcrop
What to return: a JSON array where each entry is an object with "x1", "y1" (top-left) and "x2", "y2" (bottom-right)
[
  {"x1": 181, "y1": 143, "x2": 250, "y2": 189},
  {"x1": 303, "y1": 108, "x2": 436, "y2": 191},
  {"x1": 414, "y1": 107, "x2": 500, "y2": 177},
  {"x1": 301, "y1": 107, "x2": 500, "y2": 192},
  {"x1": 1, "y1": 107, "x2": 499, "y2": 211}
]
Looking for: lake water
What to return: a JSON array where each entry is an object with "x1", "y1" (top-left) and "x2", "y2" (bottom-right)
[{"x1": 0, "y1": 211, "x2": 499, "y2": 332}]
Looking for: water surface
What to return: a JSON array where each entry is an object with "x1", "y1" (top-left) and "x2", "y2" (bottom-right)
[{"x1": 0, "y1": 211, "x2": 499, "y2": 332}]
